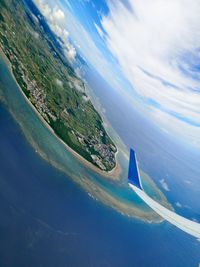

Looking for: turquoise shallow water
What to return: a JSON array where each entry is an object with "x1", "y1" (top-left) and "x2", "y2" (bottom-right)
[
  {"x1": 0, "y1": 54, "x2": 168, "y2": 220},
  {"x1": 0, "y1": 54, "x2": 200, "y2": 266}
]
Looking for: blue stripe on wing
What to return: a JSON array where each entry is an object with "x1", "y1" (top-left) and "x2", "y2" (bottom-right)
[{"x1": 128, "y1": 149, "x2": 143, "y2": 190}]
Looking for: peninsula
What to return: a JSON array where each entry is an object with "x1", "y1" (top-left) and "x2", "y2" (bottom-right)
[{"x1": 0, "y1": 0, "x2": 117, "y2": 171}]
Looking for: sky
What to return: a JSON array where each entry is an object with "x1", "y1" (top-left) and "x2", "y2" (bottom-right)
[{"x1": 34, "y1": 0, "x2": 200, "y2": 149}]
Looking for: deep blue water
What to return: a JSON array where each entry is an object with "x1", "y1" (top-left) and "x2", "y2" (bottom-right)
[
  {"x1": 0, "y1": 103, "x2": 200, "y2": 267},
  {"x1": 0, "y1": 43, "x2": 200, "y2": 265},
  {"x1": 85, "y1": 68, "x2": 200, "y2": 216}
]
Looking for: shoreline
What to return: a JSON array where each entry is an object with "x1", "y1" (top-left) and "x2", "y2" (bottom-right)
[
  {"x1": 0, "y1": 49, "x2": 173, "y2": 223},
  {"x1": 0, "y1": 48, "x2": 121, "y2": 180}
]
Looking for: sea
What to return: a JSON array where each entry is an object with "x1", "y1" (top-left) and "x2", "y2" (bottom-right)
[{"x1": 0, "y1": 54, "x2": 200, "y2": 266}]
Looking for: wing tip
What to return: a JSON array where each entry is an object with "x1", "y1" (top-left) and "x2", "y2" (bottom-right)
[{"x1": 128, "y1": 148, "x2": 143, "y2": 190}]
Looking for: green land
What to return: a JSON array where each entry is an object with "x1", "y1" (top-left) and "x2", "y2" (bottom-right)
[{"x1": 0, "y1": 0, "x2": 117, "y2": 171}]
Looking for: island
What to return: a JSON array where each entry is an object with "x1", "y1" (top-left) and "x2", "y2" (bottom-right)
[{"x1": 0, "y1": 0, "x2": 117, "y2": 172}]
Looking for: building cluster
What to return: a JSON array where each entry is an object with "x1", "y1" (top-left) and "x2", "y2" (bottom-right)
[
  {"x1": 74, "y1": 131, "x2": 116, "y2": 170},
  {"x1": 0, "y1": 31, "x2": 56, "y2": 123},
  {"x1": 19, "y1": 65, "x2": 56, "y2": 122},
  {"x1": 94, "y1": 143, "x2": 116, "y2": 169},
  {"x1": 0, "y1": 30, "x2": 116, "y2": 171}
]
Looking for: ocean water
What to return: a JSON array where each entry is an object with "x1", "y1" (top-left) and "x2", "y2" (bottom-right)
[
  {"x1": 0, "y1": 54, "x2": 167, "y2": 220},
  {"x1": 0, "y1": 55, "x2": 200, "y2": 266},
  {"x1": 85, "y1": 68, "x2": 200, "y2": 217},
  {"x1": 0, "y1": 104, "x2": 200, "y2": 267}
]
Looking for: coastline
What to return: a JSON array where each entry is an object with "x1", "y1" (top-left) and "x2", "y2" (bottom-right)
[
  {"x1": 0, "y1": 49, "x2": 174, "y2": 223},
  {"x1": 0, "y1": 48, "x2": 121, "y2": 180}
]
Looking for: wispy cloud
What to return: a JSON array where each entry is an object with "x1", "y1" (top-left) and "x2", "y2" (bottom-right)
[
  {"x1": 185, "y1": 180, "x2": 192, "y2": 185},
  {"x1": 94, "y1": 22, "x2": 105, "y2": 39},
  {"x1": 35, "y1": 0, "x2": 124, "y2": 90},
  {"x1": 34, "y1": 0, "x2": 200, "y2": 148},
  {"x1": 159, "y1": 178, "x2": 170, "y2": 191},
  {"x1": 34, "y1": 0, "x2": 76, "y2": 61},
  {"x1": 175, "y1": 202, "x2": 182, "y2": 208},
  {"x1": 101, "y1": 0, "x2": 200, "y2": 147},
  {"x1": 175, "y1": 201, "x2": 192, "y2": 210}
]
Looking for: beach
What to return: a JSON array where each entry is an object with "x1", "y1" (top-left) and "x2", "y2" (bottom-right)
[
  {"x1": 0, "y1": 50, "x2": 173, "y2": 222},
  {"x1": 0, "y1": 47, "x2": 121, "y2": 180}
]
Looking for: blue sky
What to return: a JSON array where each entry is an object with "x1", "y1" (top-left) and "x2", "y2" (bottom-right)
[{"x1": 34, "y1": 0, "x2": 200, "y2": 149}]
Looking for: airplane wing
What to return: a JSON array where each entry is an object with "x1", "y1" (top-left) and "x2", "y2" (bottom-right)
[
  {"x1": 128, "y1": 148, "x2": 143, "y2": 190},
  {"x1": 128, "y1": 148, "x2": 200, "y2": 239}
]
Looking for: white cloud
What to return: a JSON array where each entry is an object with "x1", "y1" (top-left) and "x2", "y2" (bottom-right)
[
  {"x1": 175, "y1": 202, "x2": 182, "y2": 208},
  {"x1": 30, "y1": 30, "x2": 39, "y2": 39},
  {"x1": 192, "y1": 218, "x2": 199, "y2": 223},
  {"x1": 55, "y1": 3, "x2": 123, "y2": 91},
  {"x1": 55, "y1": 78, "x2": 63, "y2": 87},
  {"x1": 34, "y1": 0, "x2": 200, "y2": 148},
  {"x1": 64, "y1": 42, "x2": 76, "y2": 62},
  {"x1": 175, "y1": 201, "x2": 192, "y2": 210},
  {"x1": 63, "y1": 29, "x2": 69, "y2": 40},
  {"x1": 34, "y1": 0, "x2": 132, "y2": 97},
  {"x1": 94, "y1": 23, "x2": 104, "y2": 39},
  {"x1": 52, "y1": 6, "x2": 65, "y2": 21},
  {"x1": 101, "y1": 0, "x2": 200, "y2": 147},
  {"x1": 82, "y1": 95, "x2": 89, "y2": 102},
  {"x1": 149, "y1": 107, "x2": 200, "y2": 146},
  {"x1": 34, "y1": 0, "x2": 76, "y2": 61},
  {"x1": 185, "y1": 180, "x2": 192, "y2": 185},
  {"x1": 159, "y1": 178, "x2": 170, "y2": 191}
]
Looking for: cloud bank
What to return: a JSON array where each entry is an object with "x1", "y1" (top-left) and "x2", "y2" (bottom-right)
[
  {"x1": 101, "y1": 0, "x2": 200, "y2": 147},
  {"x1": 34, "y1": 0, "x2": 76, "y2": 61}
]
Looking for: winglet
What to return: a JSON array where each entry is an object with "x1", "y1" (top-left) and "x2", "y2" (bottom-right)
[{"x1": 128, "y1": 149, "x2": 143, "y2": 190}]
